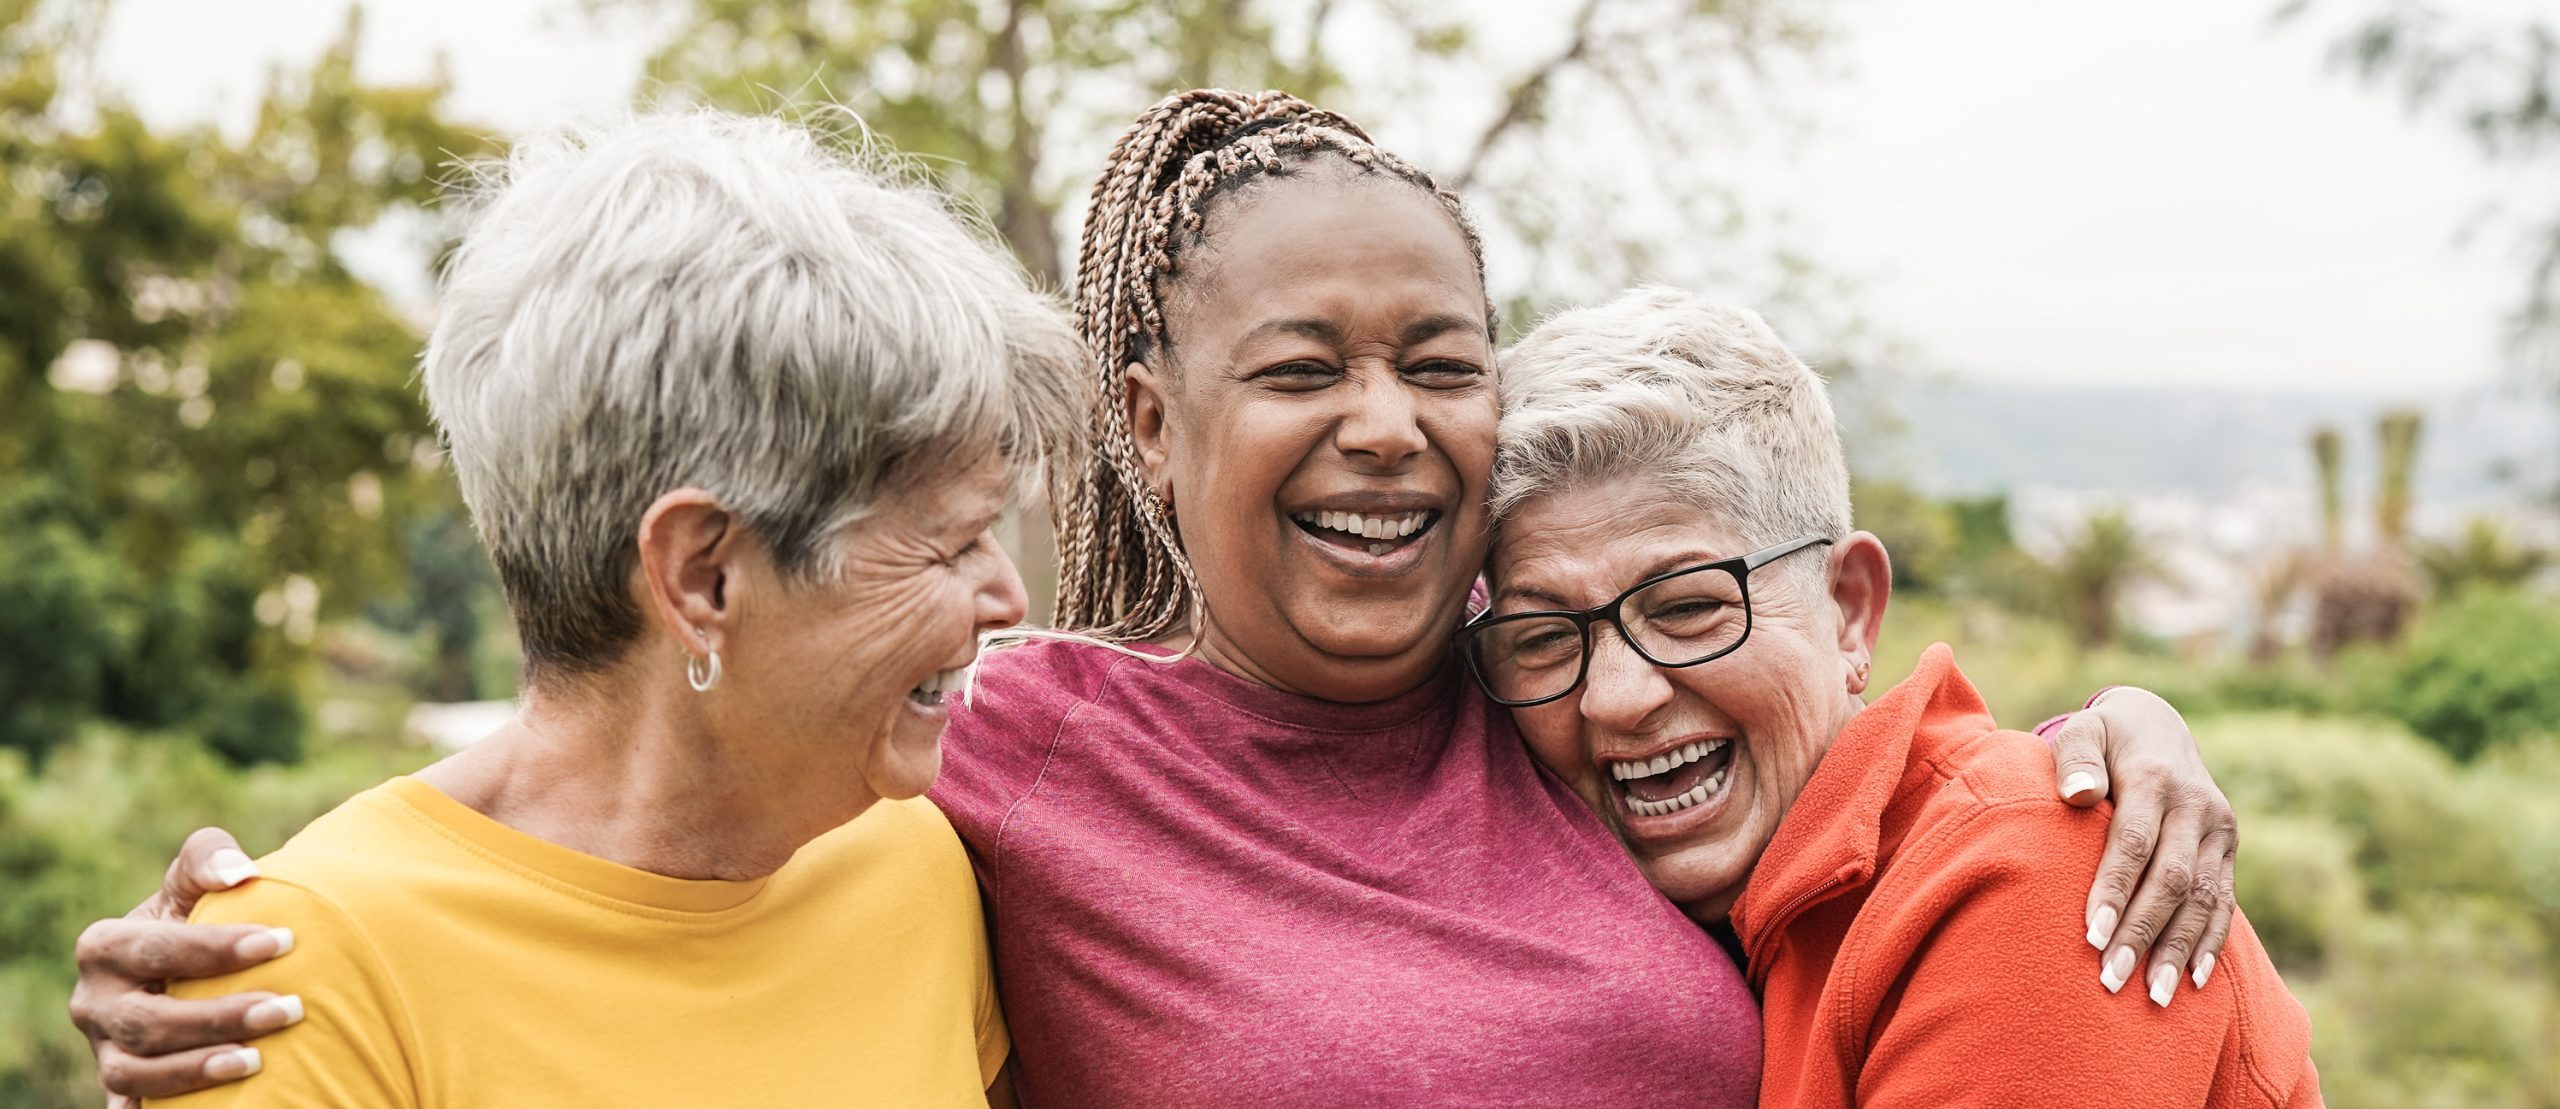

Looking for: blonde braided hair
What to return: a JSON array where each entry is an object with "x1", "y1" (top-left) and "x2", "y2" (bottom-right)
[{"x1": 1053, "y1": 88, "x2": 1490, "y2": 640}]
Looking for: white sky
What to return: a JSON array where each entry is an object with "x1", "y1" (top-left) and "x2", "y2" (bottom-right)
[{"x1": 90, "y1": 0, "x2": 2549, "y2": 392}]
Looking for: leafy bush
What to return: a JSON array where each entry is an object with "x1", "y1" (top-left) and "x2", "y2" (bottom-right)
[
  {"x1": 2366, "y1": 588, "x2": 2560, "y2": 761},
  {"x1": 2195, "y1": 714, "x2": 2560, "y2": 1107},
  {"x1": 0, "y1": 726, "x2": 428, "y2": 1107}
]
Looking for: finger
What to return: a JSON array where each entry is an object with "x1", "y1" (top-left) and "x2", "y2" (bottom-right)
[
  {"x1": 94, "y1": 1041, "x2": 265, "y2": 1100},
  {"x1": 2081, "y1": 783, "x2": 2157, "y2": 952},
  {"x1": 2144, "y1": 865, "x2": 2220, "y2": 1008},
  {"x1": 2100, "y1": 797, "x2": 2203, "y2": 995},
  {"x1": 75, "y1": 917, "x2": 294, "y2": 986},
  {"x1": 2047, "y1": 711, "x2": 2109, "y2": 808},
  {"x1": 2192, "y1": 843, "x2": 2239, "y2": 989},
  {"x1": 162, "y1": 828, "x2": 258, "y2": 917},
  {"x1": 92, "y1": 988, "x2": 303, "y2": 1057}
]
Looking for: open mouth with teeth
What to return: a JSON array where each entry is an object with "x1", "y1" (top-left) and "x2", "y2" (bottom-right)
[
  {"x1": 1289, "y1": 508, "x2": 1441, "y2": 557},
  {"x1": 907, "y1": 665, "x2": 971, "y2": 708},
  {"x1": 1607, "y1": 737, "x2": 1736, "y2": 818}
]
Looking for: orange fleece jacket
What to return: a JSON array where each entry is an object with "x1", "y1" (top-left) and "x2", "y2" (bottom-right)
[{"x1": 1730, "y1": 644, "x2": 2322, "y2": 1108}]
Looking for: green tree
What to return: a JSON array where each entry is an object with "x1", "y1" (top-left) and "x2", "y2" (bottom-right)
[
  {"x1": 2044, "y1": 509, "x2": 2158, "y2": 650},
  {"x1": 596, "y1": 0, "x2": 1834, "y2": 309},
  {"x1": 2419, "y1": 516, "x2": 2551, "y2": 596},
  {"x1": 0, "y1": 1, "x2": 498, "y2": 761}
]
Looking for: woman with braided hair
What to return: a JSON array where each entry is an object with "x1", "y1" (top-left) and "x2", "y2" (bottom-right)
[
  {"x1": 927, "y1": 89, "x2": 2242, "y2": 1105},
  {"x1": 81, "y1": 90, "x2": 2247, "y2": 1108}
]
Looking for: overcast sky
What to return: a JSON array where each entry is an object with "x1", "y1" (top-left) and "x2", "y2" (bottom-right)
[{"x1": 90, "y1": 0, "x2": 2550, "y2": 393}]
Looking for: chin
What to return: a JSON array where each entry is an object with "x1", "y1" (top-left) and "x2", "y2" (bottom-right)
[
  {"x1": 1298, "y1": 591, "x2": 1463, "y2": 659},
  {"x1": 1641, "y1": 851, "x2": 1752, "y2": 920}
]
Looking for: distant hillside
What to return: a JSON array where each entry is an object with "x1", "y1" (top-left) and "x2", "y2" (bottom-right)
[{"x1": 1850, "y1": 378, "x2": 2558, "y2": 506}]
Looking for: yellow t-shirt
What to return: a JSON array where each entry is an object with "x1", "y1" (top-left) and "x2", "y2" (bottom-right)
[{"x1": 156, "y1": 777, "x2": 1007, "y2": 1108}]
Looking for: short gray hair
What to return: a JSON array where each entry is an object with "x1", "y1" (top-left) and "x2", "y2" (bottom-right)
[
  {"x1": 423, "y1": 109, "x2": 1085, "y2": 679},
  {"x1": 1492, "y1": 286, "x2": 1851, "y2": 561}
]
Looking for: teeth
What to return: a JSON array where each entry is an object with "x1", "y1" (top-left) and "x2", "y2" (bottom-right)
[
  {"x1": 1608, "y1": 738, "x2": 1728, "y2": 781},
  {"x1": 913, "y1": 664, "x2": 972, "y2": 697},
  {"x1": 1290, "y1": 509, "x2": 1434, "y2": 541},
  {"x1": 1623, "y1": 769, "x2": 1729, "y2": 818}
]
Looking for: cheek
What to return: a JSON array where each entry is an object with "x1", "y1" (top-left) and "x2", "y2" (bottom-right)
[
  {"x1": 1425, "y1": 396, "x2": 1499, "y2": 488},
  {"x1": 1513, "y1": 704, "x2": 1586, "y2": 782}
]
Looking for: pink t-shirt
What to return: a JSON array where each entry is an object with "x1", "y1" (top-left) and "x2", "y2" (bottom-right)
[{"x1": 932, "y1": 640, "x2": 1761, "y2": 1108}]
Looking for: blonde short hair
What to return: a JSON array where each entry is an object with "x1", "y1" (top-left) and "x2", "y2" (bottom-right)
[{"x1": 1492, "y1": 286, "x2": 1850, "y2": 557}]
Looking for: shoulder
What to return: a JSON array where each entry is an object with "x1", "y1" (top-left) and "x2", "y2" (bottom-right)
[
  {"x1": 936, "y1": 638, "x2": 1155, "y2": 812},
  {"x1": 969, "y1": 637, "x2": 1143, "y2": 707},
  {"x1": 192, "y1": 783, "x2": 456, "y2": 933},
  {"x1": 1901, "y1": 728, "x2": 2111, "y2": 887}
]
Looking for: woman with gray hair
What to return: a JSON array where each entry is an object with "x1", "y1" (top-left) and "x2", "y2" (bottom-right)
[
  {"x1": 1471, "y1": 286, "x2": 2319, "y2": 1107},
  {"x1": 110, "y1": 109, "x2": 1081, "y2": 1106}
]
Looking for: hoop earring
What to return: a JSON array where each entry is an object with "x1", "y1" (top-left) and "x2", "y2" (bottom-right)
[{"x1": 687, "y1": 649, "x2": 723, "y2": 693}]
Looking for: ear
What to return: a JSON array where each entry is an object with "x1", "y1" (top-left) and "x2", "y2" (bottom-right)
[
  {"x1": 1827, "y1": 531, "x2": 1892, "y2": 693},
  {"x1": 635, "y1": 488, "x2": 741, "y2": 657},
  {"x1": 1123, "y1": 361, "x2": 1175, "y2": 500}
]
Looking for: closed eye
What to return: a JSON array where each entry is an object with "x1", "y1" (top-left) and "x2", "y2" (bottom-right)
[
  {"x1": 1405, "y1": 359, "x2": 1485, "y2": 386},
  {"x1": 1260, "y1": 359, "x2": 1338, "y2": 381}
]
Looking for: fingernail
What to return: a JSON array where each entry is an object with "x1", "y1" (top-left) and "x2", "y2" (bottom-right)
[
  {"x1": 207, "y1": 849, "x2": 259, "y2": 889},
  {"x1": 2101, "y1": 946, "x2": 2135, "y2": 993},
  {"x1": 2060, "y1": 770, "x2": 2099, "y2": 801},
  {"x1": 204, "y1": 1047, "x2": 261, "y2": 1080},
  {"x1": 235, "y1": 927, "x2": 294, "y2": 961},
  {"x1": 2149, "y1": 964, "x2": 2178, "y2": 1007},
  {"x1": 245, "y1": 994, "x2": 304, "y2": 1031},
  {"x1": 2085, "y1": 905, "x2": 2117, "y2": 950},
  {"x1": 2192, "y1": 951, "x2": 2216, "y2": 989}
]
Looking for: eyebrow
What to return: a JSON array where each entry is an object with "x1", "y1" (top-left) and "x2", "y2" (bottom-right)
[
  {"x1": 1230, "y1": 312, "x2": 1487, "y2": 355},
  {"x1": 1493, "y1": 549, "x2": 1732, "y2": 611},
  {"x1": 1401, "y1": 313, "x2": 1486, "y2": 346},
  {"x1": 1235, "y1": 317, "x2": 1344, "y2": 351}
]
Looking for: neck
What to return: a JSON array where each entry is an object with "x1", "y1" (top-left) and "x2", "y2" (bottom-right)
[{"x1": 413, "y1": 669, "x2": 876, "y2": 882}]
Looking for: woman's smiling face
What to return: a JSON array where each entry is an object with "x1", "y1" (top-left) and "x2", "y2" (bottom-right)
[
  {"x1": 1128, "y1": 169, "x2": 1496, "y2": 703},
  {"x1": 1490, "y1": 476, "x2": 1885, "y2": 920}
]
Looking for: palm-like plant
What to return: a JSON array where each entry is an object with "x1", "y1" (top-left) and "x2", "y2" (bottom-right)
[{"x1": 2049, "y1": 509, "x2": 2160, "y2": 649}]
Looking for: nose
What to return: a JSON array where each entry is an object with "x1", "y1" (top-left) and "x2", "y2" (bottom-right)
[
  {"x1": 975, "y1": 527, "x2": 1031, "y2": 632},
  {"x1": 1577, "y1": 628, "x2": 1676, "y2": 734},
  {"x1": 1334, "y1": 368, "x2": 1428, "y2": 470}
]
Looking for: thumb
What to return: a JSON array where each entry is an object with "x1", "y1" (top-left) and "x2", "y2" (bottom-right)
[
  {"x1": 155, "y1": 828, "x2": 257, "y2": 920},
  {"x1": 2047, "y1": 711, "x2": 2110, "y2": 807}
]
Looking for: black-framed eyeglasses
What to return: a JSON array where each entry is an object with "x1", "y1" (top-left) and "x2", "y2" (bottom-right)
[{"x1": 1458, "y1": 534, "x2": 1835, "y2": 708}]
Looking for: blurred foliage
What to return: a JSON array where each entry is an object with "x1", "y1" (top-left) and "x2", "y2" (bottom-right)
[
  {"x1": 0, "y1": 721, "x2": 433, "y2": 1107},
  {"x1": 2420, "y1": 515, "x2": 2552, "y2": 595},
  {"x1": 0, "y1": 0, "x2": 501, "y2": 763},
  {"x1": 594, "y1": 0, "x2": 1842, "y2": 341},
  {"x1": 2370, "y1": 587, "x2": 2560, "y2": 762},
  {"x1": 2197, "y1": 715, "x2": 2560, "y2": 1108}
]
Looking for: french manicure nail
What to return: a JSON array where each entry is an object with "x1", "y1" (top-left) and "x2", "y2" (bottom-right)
[
  {"x1": 235, "y1": 927, "x2": 294, "y2": 961},
  {"x1": 207, "y1": 849, "x2": 259, "y2": 889},
  {"x1": 2148, "y1": 964, "x2": 2178, "y2": 1007},
  {"x1": 204, "y1": 1047, "x2": 261, "y2": 1080},
  {"x1": 2061, "y1": 770, "x2": 2099, "y2": 801},
  {"x1": 2101, "y1": 946, "x2": 2135, "y2": 993},
  {"x1": 2086, "y1": 905, "x2": 2117, "y2": 950},
  {"x1": 245, "y1": 994, "x2": 304, "y2": 1031},
  {"x1": 2192, "y1": 951, "x2": 2216, "y2": 989}
]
